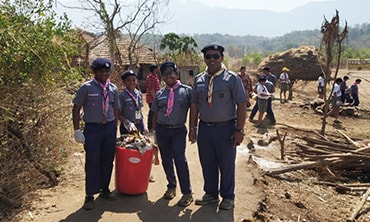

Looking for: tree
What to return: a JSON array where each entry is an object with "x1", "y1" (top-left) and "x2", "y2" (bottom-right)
[
  {"x1": 0, "y1": 0, "x2": 82, "y2": 218},
  {"x1": 160, "y1": 32, "x2": 199, "y2": 66},
  {"x1": 319, "y1": 10, "x2": 348, "y2": 135},
  {"x1": 60, "y1": 0, "x2": 168, "y2": 68}
]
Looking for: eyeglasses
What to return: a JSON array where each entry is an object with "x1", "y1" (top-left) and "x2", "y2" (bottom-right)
[{"x1": 205, "y1": 54, "x2": 221, "y2": 60}]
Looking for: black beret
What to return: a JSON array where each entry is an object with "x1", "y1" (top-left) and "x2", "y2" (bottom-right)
[
  {"x1": 121, "y1": 70, "x2": 137, "y2": 80},
  {"x1": 91, "y1": 58, "x2": 112, "y2": 70},
  {"x1": 259, "y1": 75, "x2": 267, "y2": 81},
  {"x1": 160, "y1": 62, "x2": 177, "y2": 74},
  {"x1": 201, "y1": 43, "x2": 225, "y2": 54},
  {"x1": 262, "y1": 66, "x2": 270, "y2": 71}
]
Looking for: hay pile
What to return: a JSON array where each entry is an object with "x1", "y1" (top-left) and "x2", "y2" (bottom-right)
[{"x1": 258, "y1": 46, "x2": 328, "y2": 81}]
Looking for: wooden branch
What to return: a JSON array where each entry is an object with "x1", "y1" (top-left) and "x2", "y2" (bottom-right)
[
  {"x1": 276, "y1": 130, "x2": 287, "y2": 160},
  {"x1": 302, "y1": 136, "x2": 357, "y2": 150},
  {"x1": 337, "y1": 130, "x2": 359, "y2": 147},
  {"x1": 347, "y1": 186, "x2": 370, "y2": 222}
]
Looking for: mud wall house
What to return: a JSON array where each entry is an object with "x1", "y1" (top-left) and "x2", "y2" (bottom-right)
[{"x1": 76, "y1": 30, "x2": 159, "y2": 92}]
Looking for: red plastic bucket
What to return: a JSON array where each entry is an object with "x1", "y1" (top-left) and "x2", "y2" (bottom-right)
[{"x1": 115, "y1": 146, "x2": 154, "y2": 194}]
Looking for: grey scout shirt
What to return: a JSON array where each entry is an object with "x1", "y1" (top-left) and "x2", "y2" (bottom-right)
[
  {"x1": 151, "y1": 84, "x2": 192, "y2": 126},
  {"x1": 191, "y1": 70, "x2": 247, "y2": 122},
  {"x1": 119, "y1": 88, "x2": 144, "y2": 122},
  {"x1": 73, "y1": 79, "x2": 120, "y2": 123}
]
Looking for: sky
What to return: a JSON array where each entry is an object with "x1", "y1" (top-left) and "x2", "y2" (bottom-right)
[
  {"x1": 55, "y1": 0, "x2": 367, "y2": 37},
  {"x1": 178, "y1": 0, "x2": 333, "y2": 12}
]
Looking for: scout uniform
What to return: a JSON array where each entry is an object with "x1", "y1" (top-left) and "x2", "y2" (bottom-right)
[
  {"x1": 191, "y1": 44, "x2": 247, "y2": 206},
  {"x1": 119, "y1": 70, "x2": 145, "y2": 134},
  {"x1": 151, "y1": 62, "x2": 193, "y2": 206},
  {"x1": 72, "y1": 58, "x2": 120, "y2": 209}
]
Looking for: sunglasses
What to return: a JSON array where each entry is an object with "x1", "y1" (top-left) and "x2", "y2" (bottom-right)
[{"x1": 205, "y1": 54, "x2": 221, "y2": 60}]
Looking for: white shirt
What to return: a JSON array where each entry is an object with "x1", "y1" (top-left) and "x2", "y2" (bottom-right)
[
  {"x1": 279, "y1": 72, "x2": 290, "y2": 83},
  {"x1": 318, "y1": 76, "x2": 325, "y2": 87},
  {"x1": 256, "y1": 83, "x2": 271, "y2": 100},
  {"x1": 332, "y1": 83, "x2": 342, "y2": 98}
]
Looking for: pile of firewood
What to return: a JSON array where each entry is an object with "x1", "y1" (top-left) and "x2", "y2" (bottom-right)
[{"x1": 262, "y1": 128, "x2": 370, "y2": 222}]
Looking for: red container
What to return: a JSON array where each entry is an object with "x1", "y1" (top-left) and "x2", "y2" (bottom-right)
[{"x1": 115, "y1": 146, "x2": 154, "y2": 194}]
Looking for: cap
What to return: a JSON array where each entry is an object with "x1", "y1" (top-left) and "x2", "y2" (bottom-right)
[
  {"x1": 121, "y1": 70, "x2": 137, "y2": 80},
  {"x1": 160, "y1": 61, "x2": 177, "y2": 74},
  {"x1": 282, "y1": 67, "x2": 289, "y2": 72},
  {"x1": 201, "y1": 43, "x2": 225, "y2": 54},
  {"x1": 262, "y1": 66, "x2": 270, "y2": 71},
  {"x1": 259, "y1": 75, "x2": 267, "y2": 81},
  {"x1": 91, "y1": 58, "x2": 112, "y2": 70}
]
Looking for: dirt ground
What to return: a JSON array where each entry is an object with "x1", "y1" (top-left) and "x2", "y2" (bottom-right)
[{"x1": 15, "y1": 69, "x2": 370, "y2": 222}]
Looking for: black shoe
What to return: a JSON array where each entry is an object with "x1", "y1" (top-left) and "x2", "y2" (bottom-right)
[
  {"x1": 219, "y1": 199, "x2": 234, "y2": 210},
  {"x1": 195, "y1": 194, "x2": 219, "y2": 205},
  {"x1": 99, "y1": 190, "x2": 117, "y2": 201},
  {"x1": 83, "y1": 196, "x2": 95, "y2": 210}
]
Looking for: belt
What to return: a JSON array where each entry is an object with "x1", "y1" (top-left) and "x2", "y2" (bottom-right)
[
  {"x1": 200, "y1": 119, "x2": 235, "y2": 127},
  {"x1": 86, "y1": 120, "x2": 114, "y2": 125},
  {"x1": 158, "y1": 123, "x2": 184, "y2": 129}
]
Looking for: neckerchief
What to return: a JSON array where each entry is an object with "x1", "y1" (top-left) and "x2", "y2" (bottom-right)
[
  {"x1": 206, "y1": 63, "x2": 226, "y2": 108},
  {"x1": 124, "y1": 88, "x2": 139, "y2": 110},
  {"x1": 93, "y1": 78, "x2": 110, "y2": 117},
  {"x1": 165, "y1": 80, "x2": 180, "y2": 117}
]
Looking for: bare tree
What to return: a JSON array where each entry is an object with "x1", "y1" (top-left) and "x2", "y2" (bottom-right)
[
  {"x1": 319, "y1": 10, "x2": 348, "y2": 135},
  {"x1": 59, "y1": 0, "x2": 169, "y2": 68}
]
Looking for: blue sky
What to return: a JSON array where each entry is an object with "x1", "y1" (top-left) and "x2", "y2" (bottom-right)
[{"x1": 179, "y1": 0, "x2": 334, "y2": 11}]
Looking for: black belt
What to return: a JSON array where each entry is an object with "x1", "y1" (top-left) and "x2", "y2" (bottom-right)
[
  {"x1": 86, "y1": 120, "x2": 114, "y2": 125},
  {"x1": 200, "y1": 119, "x2": 235, "y2": 127},
  {"x1": 158, "y1": 123, "x2": 184, "y2": 129}
]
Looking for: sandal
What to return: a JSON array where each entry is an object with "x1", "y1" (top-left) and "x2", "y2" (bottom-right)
[
  {"x1": 177, "y1": 194, "x2": 193, "y2": 207},
  {"x1": 163, "y1": 188, "x2": 176, "y2": 200}
]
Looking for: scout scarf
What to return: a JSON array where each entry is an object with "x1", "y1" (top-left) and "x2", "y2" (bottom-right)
[
  {"x1": 165, "y1": 80, "x2": 180, "y2": 117},
  {"x1": 206, "y1": 63, "x2": 226, "y2": 108},
  {"x1": 124, "y1": 88, "x2": 139, "y2": 109},
  {"x1": 93, "y1": 78, "x2": 110, "y2": 117}
]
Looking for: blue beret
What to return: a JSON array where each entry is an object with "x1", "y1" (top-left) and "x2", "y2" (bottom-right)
[
  {"x1": 91, "y1": 58, "x2": 112, "y2": 70},
  {"x1": 121, "y1": 70, "x2": 137, "y2": 80},
  {"x1": 160, "y1": 62, "x2": 177, "y2": 74},
  {"x1": 201, "y1": 43, "x2": 225, "y2": 54}
]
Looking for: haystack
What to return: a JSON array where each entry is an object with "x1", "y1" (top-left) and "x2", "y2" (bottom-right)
[{"x1": 258, "y1": 46, "x2": 328, "y2": 81}]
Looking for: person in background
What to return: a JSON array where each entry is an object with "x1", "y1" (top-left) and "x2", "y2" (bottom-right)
[
  {"x1": 151, "y1": 62, "x2": 193, "y2": 207},
  {"x1": 238, "y1": 66, "x2": 252, "y2": 107},
  {"x1": 146, "y1": 64, "x2": 161, "y2": 132},
  {"x1": 189, "y1": 43, "x2": 247, "y2": 210},
  {"x1": 72, "y1": 58, "x2": 120, "y2": 210},
  {"x1": 256, "y1": 76, "x2": 271, "y2": 127},
  {"x1": 317, "y1": 73, "x2": 325, "y2": 99},
  {"x1": 350, "y1": 78, "x2": 362, "y2": 107},
  {"x1": 278, "y1": 67, "x2": 290, "y2": 103},
  {"x1": 327, "y1": 77, "x2": 343, "y2": 123},
  {"x1": 340, "y1": 75, "x2": 350, "y2": 103}
]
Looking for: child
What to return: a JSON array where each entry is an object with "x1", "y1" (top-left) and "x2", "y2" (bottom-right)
[
  {"x1": 256, "y1": 76, "x2": 271, "y2": 126},
  {"x1": 151, "y1": 62, "x2": 193, "y2": 207},
  {"x1": 119, "y1": 70, "x2": 155, "y2": 182},
  {"x1": 119, "y1": 70, "x2": 147, "y2": 135}
]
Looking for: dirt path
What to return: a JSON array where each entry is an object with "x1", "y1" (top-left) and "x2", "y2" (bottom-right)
[
  {"x1": 17, "y1": 137, "x2": 262, "y2": 222},
  {"x1": 16, "y1": 69, "x2": 370, "y2": 221}
]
